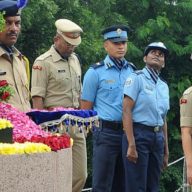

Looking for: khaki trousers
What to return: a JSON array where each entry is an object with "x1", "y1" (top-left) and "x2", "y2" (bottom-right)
[{"x1": 69, "y1": 129, "x2": 87, "y2": 192}]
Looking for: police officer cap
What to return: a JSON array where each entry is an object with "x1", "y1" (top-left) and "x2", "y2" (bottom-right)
[
  {"x1": 0, "y1": 0, "x2": 28, "y2": 17},
  {"x1": 55, "y1": 19, "x2": 83, "y2": 46},
  {"x1": 144, "y1": 42, "x2": 169, "y2": 56},
  {"x1": 102, "y1": 25, "x2": 129, "y2": 42}
]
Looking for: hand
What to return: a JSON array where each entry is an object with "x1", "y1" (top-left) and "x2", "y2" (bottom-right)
[
  {"x1": 162, "y1": 152, "x2": 169, "y2": 170},
  {"x1": 127, "y1": 145, "x2": 138, "y2": 163},
  {"x1": 187, "y1": 163, "x2": 192, "y2": 185}
]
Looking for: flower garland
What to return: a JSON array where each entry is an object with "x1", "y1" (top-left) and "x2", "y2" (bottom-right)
[
  {"x1": 0, "y1": 102, "x2": 71, "y2": 151},
  {"x1": 0, "y1": 142, "x2": 51, "y2": 155},
  {"x1": 0, "y1": 102, "x2": 50, "y2": 140},
  {"x1": 0, "y1": 80, "x2": 14, "y2": 102},
  {"x1": 16, "y1": 134, "x2": 72, "y2": 151},
  {"x1": 0, "y1": 119, "x2": 13, "y2": 130}
]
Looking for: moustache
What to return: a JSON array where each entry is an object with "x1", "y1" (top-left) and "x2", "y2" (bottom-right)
[{"x1": 7, "y1": 32, "x2": 18, "y2": 37}]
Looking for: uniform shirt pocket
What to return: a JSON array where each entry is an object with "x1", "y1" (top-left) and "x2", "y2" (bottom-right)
[
  {"x1": 101, "y1": 83, "x2": 121, "y2": 104},
  {"x1": 51, "y1": 68, "x2": 70, "y2": 82}
]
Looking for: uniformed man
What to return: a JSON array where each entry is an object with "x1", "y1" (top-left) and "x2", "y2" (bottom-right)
[
  {"x1": 180, "y1": 58, "x2": 192, "y2": 186},
  {"x1": 0, "y1": 0, "x2": 30, "y2": 112},
  {"x1": 31, "y1": 19, "x2": 86, "y2": 192},
  {"x1": 81, "y1": 25, "x2": 136, "y2": 192},
  {"x1": 122, "y1": 42, "x2": 169, "y2": 192}
]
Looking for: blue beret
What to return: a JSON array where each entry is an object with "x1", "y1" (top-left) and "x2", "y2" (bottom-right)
[
  {"x1": 0, "y1": 0, "x2": 28, "y2": 17},
  {"x1": 102, "y1": 25, "x2": 129, "y2": 42}
]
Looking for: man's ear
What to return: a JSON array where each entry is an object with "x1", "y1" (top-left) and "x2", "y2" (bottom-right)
[
  {"x1": 143, "y1": 56, "x2": 146, "y2": 63},
  {"x1": 162, "y1": 63, "x2": 165, "y2": 68},
  {"x1": 103, "y1": 41, "x2": 108, "y2": 52}
]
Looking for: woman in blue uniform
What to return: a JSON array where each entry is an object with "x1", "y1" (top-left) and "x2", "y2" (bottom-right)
[{"x1": 122, "y1": 42, "x2": 169, "y2": 192}]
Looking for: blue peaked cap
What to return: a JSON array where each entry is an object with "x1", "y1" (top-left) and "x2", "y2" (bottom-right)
[
  {"x1": 102, "y1": 25, "x2": 129, "y2": 42},
  {"x1": 0, "y1": 0, "x2": 28, "y2": 16}
]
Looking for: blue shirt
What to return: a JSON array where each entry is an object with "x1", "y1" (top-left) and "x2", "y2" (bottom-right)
[
  {"x1": 81, "y1": 55, "x2": 135, "y2": 121},
  {"x1": 123, "y1": 67, "x2": 170, "y2": 126}
]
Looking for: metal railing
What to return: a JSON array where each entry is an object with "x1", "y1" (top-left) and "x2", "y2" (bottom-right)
[{"x1": 82, "y1": 156, "x2": 192, "y2": 192}]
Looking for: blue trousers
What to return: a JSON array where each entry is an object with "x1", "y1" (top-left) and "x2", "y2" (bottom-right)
[
  {"x1": 122, "y1": 126, "x2": 165, "y2": 192},
  {"x1": 92, "y1": 127, "x2": 125, "y2": 192}
]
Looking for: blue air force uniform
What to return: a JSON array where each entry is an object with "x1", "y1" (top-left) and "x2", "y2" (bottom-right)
[
  {"x1": 122, "y1": 67, "x2": 169, "y2": 192},
  {"x1": 82, "y1": 55, "x2": 135, "y2": 121},
  {"x1": 82, "y1": 56, "x2": 135, "y2": 192},
  {"x1": 81, "y1": 25, "x2": 136, "y2": 192}
]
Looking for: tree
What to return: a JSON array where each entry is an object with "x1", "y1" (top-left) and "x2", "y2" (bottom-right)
[{"x1": 17, "y1": 0, "x2": 192, "y2": 190}]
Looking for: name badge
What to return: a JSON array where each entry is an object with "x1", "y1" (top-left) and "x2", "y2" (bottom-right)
[
  {"x1": 105, "y1": 79, "x2": 115, "y2": 84},
  {"x1": 58, "y1": 70, "x2": 65, "y2": 73},
  {"x1": 145, "y1": 85, "x2": 153, "y2": 93}
]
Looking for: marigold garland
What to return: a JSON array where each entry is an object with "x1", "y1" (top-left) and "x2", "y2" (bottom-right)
[
  {"x1": 0, "y1": 119, "x2": 13, "y2": 130},
  {"x1": 0, "y1": 142, "x2": 51, "y2": 155}
]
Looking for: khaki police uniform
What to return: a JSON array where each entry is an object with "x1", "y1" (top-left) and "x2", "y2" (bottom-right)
[
  {"x1": 180, "y1": 86, "x2": 192, "y2": 127},
  {"x1": 31, "y1": 19, "x2": 86, "y2": 192},
  {"x1": 31, "y1": 46, "x2": 81, "y2": 108},
  {"x1": 0, "y1": 46, "x2": 31, "y2": 112},
  {"x1": 31, "y1": 46, "x2": 86, "y2": 192}
]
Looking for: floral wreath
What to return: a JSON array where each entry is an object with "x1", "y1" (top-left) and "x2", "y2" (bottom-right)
[{"x1": 0, "y1": 80, "x2": 14, "y2": 102}]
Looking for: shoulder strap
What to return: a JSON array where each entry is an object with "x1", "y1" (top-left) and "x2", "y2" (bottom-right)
[
  {"x1": 134, "y1": 70, "x2": 143, "y2": 75},
  {"x1": 128, "y1": 62, "x2": 137, "y2": 70},
  {"x1": 91, "y1": 60, "x2": 105, "y2": 69},
  {"x1": 22, "y1": 56, "x2": 30, "y2": 85}
]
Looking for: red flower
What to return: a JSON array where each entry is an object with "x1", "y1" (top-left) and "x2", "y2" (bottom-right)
[
  {"x1": 0, "y1": 80, "x2": 8, "y2": 87},
  {"x1": 16, "y1": 133, "x2": 71, "y2": 151},
  {"x1": 1, "y1": 91, "x2": 10, "y2": 100}
]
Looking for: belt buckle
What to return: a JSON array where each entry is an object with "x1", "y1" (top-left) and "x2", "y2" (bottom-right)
[{"x1": 154, "y1": 126, "x2": 160, "y2": 132}]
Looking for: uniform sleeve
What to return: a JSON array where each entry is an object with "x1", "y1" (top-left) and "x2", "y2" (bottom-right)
[
  {"x1": 180, "y1": 92, "x2": 192, "y2": 127},
  {"x1": 81, "y1": 68, "x2": 99, "y2": 102},
  {"x1": 31, "y1": 60, "x2": 48, "y2": 98},
  {"x1": 123, "y1": 73, "x2": 140, "y2": 101}
]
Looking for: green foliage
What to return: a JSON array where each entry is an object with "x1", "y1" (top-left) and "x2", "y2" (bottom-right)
[
  {"x1": 18, "y1": 0, "x2": 58, "y2": 63},
  {"x1": 16, "y1": 0, "x2": 192, "y2": 190},
  {"x1": 0, "y1": 13, "x2": 5, "y2": 32}
]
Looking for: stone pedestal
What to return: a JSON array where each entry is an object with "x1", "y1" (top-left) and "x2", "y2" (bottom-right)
[{"x1": 0, "y1": 148, "x2": 72, "y2": 192}]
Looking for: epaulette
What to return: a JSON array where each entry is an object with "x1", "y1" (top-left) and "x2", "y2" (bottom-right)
[
  {"x1": 22, "y1": 55, "x2": 30, "y2": 84},
  {"x1": 36, "y1": 51, "x2": 51, "y2": 61},
  {"x1": 134, "y1": 70, "x2": 143, "y2": 75},
  {"x1": 159, "y1": 76, "x2": 167, "y2": 84},
  {"x1": 183, "y1": 86, "x2": 192, "y2": 95},
  {"x1": 128, "y1": 62, "x2": 137, "y2": 70},
  {"x1": 91, "y1": 60, "x2": 104, "y2": 69}
]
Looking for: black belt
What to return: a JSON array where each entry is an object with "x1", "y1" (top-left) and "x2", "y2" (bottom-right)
[
  {"x1": 133, "y1": 122, "x2": 162, "y2": 132},
  {"x1": 99, "y1": 119, "x2": 123, "y2": 130}
]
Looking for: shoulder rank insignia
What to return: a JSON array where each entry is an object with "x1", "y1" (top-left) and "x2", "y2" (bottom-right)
[
  {"x1": 134, "y1": 70, "x2": 143, "y2": 75},
  {"x1": 32, "y1": 65, "x2": 42, "y2": 70},
  {"x1": 91, "y1": 60, "x2": 104, "y2": 69}
]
